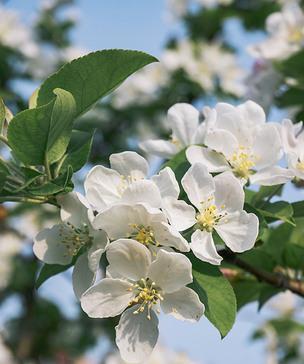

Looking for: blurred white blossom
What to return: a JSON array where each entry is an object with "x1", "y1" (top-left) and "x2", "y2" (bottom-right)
[
  {"x1": 249, "y1": 3, "x2": 304, "y2": 61},
  {"x1": 0, "y1": 5, "x2": 39, "y2": 58},
  {"x1": 0, "y1": 233, "x2": 22, "y2": 290}
]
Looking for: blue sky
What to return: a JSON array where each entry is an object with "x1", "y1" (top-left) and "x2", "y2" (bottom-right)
[{"x1": 4, "y1": 1, "x2": 291, "y2": 363}]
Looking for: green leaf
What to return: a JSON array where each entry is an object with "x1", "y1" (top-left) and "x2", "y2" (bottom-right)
[
  {"x1": 0, "y1": 171, "x2": 7, "y2": 192},
  {"x1": 258, "y1": 201, "x2": 295, "y2": 226},
  {"x1": 251, "y1": 185, "x2": 283, "y2": 207},
  {"x1": 190, "y1": 256, "x2": 236, "y2": 338},
  {"x1": 291, "y1": 201, "x2": 304, "y2": 218},
  {"x1": 240, "y1": 248, "x2": 276, "y2": 272},
  {"x1": 37, "y1": 49, "x2": 158, "y2": 117},
  {"x1": 36, "y1": 262, "x2": 73, "y2": 289},
  {"x1": 8, "y1": 88, "x2": 76, "y2": 165},
  {"x1": 282, "y1": 244, "x2": 304, "y2": 271},
  {"x1": 232, "y1": 279, "x2": 261, "y2": 310},
  {"x1": 260, "y1": 223, "x2": 293, "y2": 264},
  {"x1": 0, "y1": 97, "x2": 5, "y2": 133},
  {"x1": 28, "y1": 165, "x2": 73, "y2": 196},
  {"x1": 60, "y1": 130, "x2": 94, "y2": 173},
  {"x1": 258, "y1": 284, "x2": 282, "y2": 311}
]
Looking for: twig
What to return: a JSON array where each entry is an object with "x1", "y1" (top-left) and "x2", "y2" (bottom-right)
[{"x1": 221, "y1": 249, "x2": 304, "y2": 298}]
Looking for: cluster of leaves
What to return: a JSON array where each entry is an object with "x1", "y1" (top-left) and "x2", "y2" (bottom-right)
[{"x1": 0, "y1": 50, "x2": 157, "y2": 204}]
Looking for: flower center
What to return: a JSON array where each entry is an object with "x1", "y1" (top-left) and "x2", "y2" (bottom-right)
[
  {"x1": 129, "y1": 224, "x2": 159, "y2": 247},
  {"x1": 169, "y1": 135, "x2": 181, "y2": 146},
  {"x1": 229, "y1": 146, "x2": 256, "y2": 179},
  {"x1": 196, "y1": 197, "x2": 226, "y2": 232},
  {"x1": 296, "y1": 160, "x2": 304, "y2": 172},
  {"x1": 128, "y1": 278, "x2": 163, "y2": 319},
  {"x1": 59, "y1": 222, "x2": 92, "y2": 257},
  {"x1": 117, "y1": 175, "x2": 142, "y2": 195},
  {"x1": 288, "y1": 27, "x2": 304, "y2": 44}
]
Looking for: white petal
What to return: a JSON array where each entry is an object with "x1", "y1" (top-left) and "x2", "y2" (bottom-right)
[
  {"x1": 58, "y1": 192, "x2": 89, "y2": 226},
  {"x1": 181, "y1": 163, "x2": 215, "y2": 209},
  {"x1": 84, "y1": 165, "x2": 121, "y2": 210},
  {"x1": 151, "y1": 167, "x2": 179, "y2": 199},
  {"x1": 168, "y1": 103, "x2": 199, "y2": 146},
  {"x1": 186, "y1": 145, "x2": 229, "y2": 173},
  {"x1": 250, "y1": 166, "x2": 294, "y2": 186},
  {"x1": 139, "y1": 139, "x2": 179, "y2": 159},
  {"x1": 153, "y1": 222, "x2": 190, "y2": 252},
  {"x1": 237, "y1": 100, "x2": 266, "y2": 126},
  {"x1": 116, "y1": 305, "x2": 159, "y2": 363},
  {"x1": 190, "y1": 229, "x2": 222, "y2": 265},
  {"x1": 110, "y1": 151, "x2": 148, "y2": 179},
  {"x1": 205, "y1": 129, "x2": 238, "y2": 159},
  {"x1": 72, "y1": 253, "x2": 95, "y2": 300},
  {"x1": 161, "y1": 197, "x2": 196, "y2": 231},
  {"x1": 121, "y1": 180, "x2": 162, "y2": 208},
  {"x1": 148, "y1": 250, "x2": 192, "y2": 293},
  {"x1": 252, "y1": 124, "x2": 282, "y2": 168},
  {"x1": 215, "y1": 211, "x2": 259, "y2": 253},
  {"x1": 81, "y1": 278, "x2": 133, "y2": 318},
  {"x1": 214, "y1": 172, "x2": 244, "y2": 212},
  {"x1": 33, "y1": 225, "x2": 72, "y2": 265},
  {"x1": 106, "y1": 239, "x2": 151, "y2": 281},
  {"x1": 161, "y1": 287, "x2": 204, "y2": 322},
  {"x1": 93, "y1": 204, "x2": 166, "y2": 240}
]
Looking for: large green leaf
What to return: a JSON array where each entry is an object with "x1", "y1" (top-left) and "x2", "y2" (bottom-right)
[
  {"x1": 37, "y1": 49, "x2": 158, "y2": 117},
  {"x1": 190, "y1": 256, "x2": 236, "y2": 338},
  {"x1": 8, "y1": 88, "x2": 76, "y2": 165},
  {"x1": 251, "y1": 185, "x2": 283, "y2": 207}
]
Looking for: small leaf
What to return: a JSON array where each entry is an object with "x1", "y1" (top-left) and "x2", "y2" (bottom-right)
[
  {"x1": 28, "y1": 165, "x2": 73, "y2": 196},
  {"x1": 291, "y1": 201, "x2": 304, "y2": 218},
  {"x1": 37, "y1": 49, "x2": 158, "y2": 117},
  {"x1": 251, "y1": 185, "x2": 283, "y2": 207},
  {"x1": 0, "y1": 97, "x2": 5, "y2": 133},
  {"x1": 36, "y1": 262, "x2": 73, "y2": 289},
  {"x1": 190, "y1": 255, "x2": 236, "y2": 338},
  {"x1": 60, "y1": 130, "x2": 94, "y2": 173},
  {"x1": 258, "y1": 284, "x2": 282, "y2": 311},
  {"x1": 8, "y1": 88, "x2": 76, "y2": 165},
  {"x1": 258, "y1": 201, "x2": 295, "y2": 226}
]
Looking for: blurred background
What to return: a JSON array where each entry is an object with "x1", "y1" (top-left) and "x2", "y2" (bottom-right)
[{"x1": 0, "y1": 0, "x2": 304, "y2": 363}]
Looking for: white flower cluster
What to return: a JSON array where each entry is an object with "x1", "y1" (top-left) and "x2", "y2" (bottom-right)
[
  {"x1": 249, "y1": 2, "x2": 304, "y2": 61},
  {"x1": 112, "y1": 40, "x2": 245, "y2": 108},
  {"x1": 141, "y1": 101, "x2": 296, "y2": 186},
  {"x1": 33, "y1": 99, "x2": 304, "y2": 363}
]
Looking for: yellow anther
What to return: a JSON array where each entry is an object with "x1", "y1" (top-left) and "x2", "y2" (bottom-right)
[
  {"x1": 129, "y1": 224, "x2": 158, "y2": 247},
  {"x1": 229, "y1": 146, "x2": 256, "y2": 179},
  {"x1": 296, "y1": 161, "x2": 304, "y2": 172}
]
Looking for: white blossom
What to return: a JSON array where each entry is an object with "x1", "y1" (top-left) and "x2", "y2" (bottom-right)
[
  {"x1": 181, "y1": 164, "x2": 259, "y2": 265},
  {"x1": 186, "y1": 100, "x2": 294, "y2": 186},
  {"x1": 92, "y1": 203, "x2": 190, "y2": 254},
  {"x1": 248, "y1": 3, "x2": 304, "y2": 61},
  {"x1": 33, "y1": 192, "x2": 108, "y2": 298},
  {"x1": 85, "y1": 151, "x2": 195, "y2": 231},
  {"x1": 81, "y1": 239, "x2": 204, "y2": 363}
]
